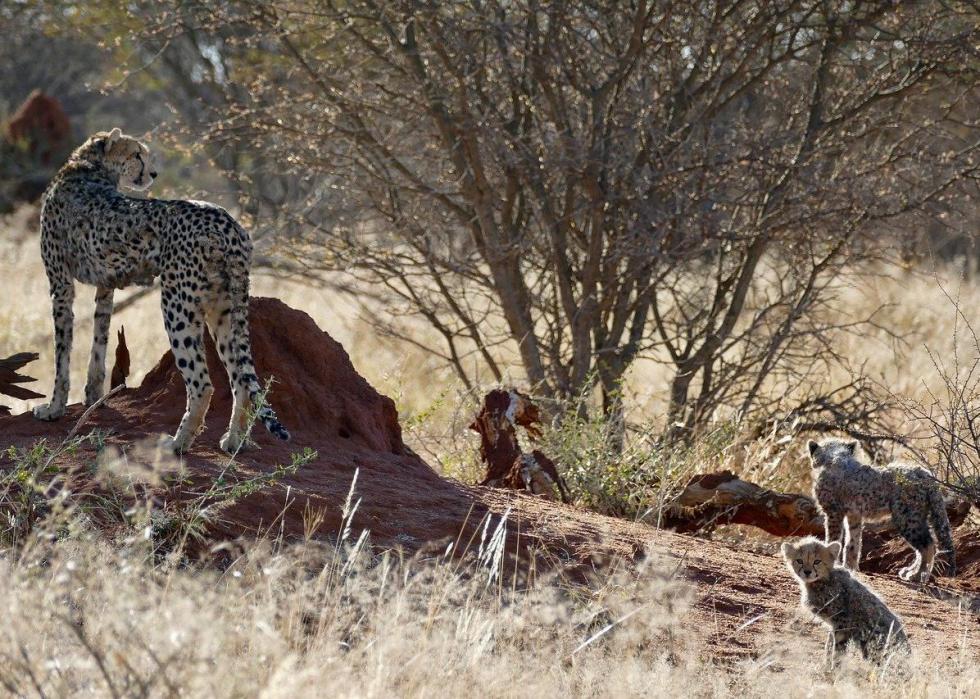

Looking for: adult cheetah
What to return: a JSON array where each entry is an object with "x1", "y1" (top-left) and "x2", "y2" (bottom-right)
[{"x1": 33, "y1": 128, "x2": 289, "y2": 453}]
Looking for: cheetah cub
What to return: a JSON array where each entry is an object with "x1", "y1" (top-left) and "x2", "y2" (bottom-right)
[
  {"x1": 782, "y1": 537, "x2": 909, "y2": 664},
  {"x1": 808, "y1": 438, "x2": 955, "y2": 582}
]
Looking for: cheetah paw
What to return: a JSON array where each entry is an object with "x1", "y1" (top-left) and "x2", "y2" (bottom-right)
[
  {"x1": 84, "y1": 390, "x2": 105, "y2": 407},
  {"x1": 160, "y1": 434, "x2": 192, "y2": 455},
  {"x1": 33, "y1": 402, "x2": 66, "y2": 421},
  {"x1": 220, "y1": 431, "x2": 256, "y2": 454},
  {"x1": 898, "y1": 566, "x2": 926, "y2": 582}
]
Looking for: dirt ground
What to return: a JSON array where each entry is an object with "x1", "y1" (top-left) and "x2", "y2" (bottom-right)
[{"x1": 2, "y1": 297, "x2": 977, "y2": 663}]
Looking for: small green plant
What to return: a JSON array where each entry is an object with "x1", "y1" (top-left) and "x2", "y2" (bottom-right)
[{"x1": 540, "y1": 392, "x2": 740, "y2": 523}]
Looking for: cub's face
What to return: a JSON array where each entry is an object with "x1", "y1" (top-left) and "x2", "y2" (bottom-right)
[
  {"x1": 806, "y1": 438, "x2": 858, "y2": 468},
  {"x1": 781, "y1": 538, "x2": 839, "y2": 583}
]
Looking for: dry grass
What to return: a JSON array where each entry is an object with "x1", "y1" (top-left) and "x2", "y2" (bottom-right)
[
  {"x1": 1, "y1": 531, "x2": 974, "y2": 698},
  {"x1": 0, "y1": 440, "x2": 974, "y2": 699}
]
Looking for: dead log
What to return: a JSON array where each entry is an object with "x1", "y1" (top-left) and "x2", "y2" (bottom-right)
[
  {"x1": 662, "y1": 470, "x2": 971, "y2": 538},
  {"x1": 0, "y1": 352, "x2": 43, "y2": 414}
]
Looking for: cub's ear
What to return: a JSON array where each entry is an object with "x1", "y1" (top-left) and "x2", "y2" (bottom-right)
[
  {"x1": 780, "y1": 541, "x2": 795, "y2": 558},
  {"x1": 844, "y1": 440, "x2": 857, "y2": 455},
  {"x1": 807, "y1": 440, "x2": 820, "y2": 457},
  {"x1": 106, "y1": 127, "x2": 123, "y2": 150},
  {"x1": 827, "y1": 541, "x2": 842, "y2": 560}
]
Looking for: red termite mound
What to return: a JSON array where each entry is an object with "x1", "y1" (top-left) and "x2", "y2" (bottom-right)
[
  {"x1": 0, "y1": 299, "x2": 641, "y2": 569},
  {"x1": 5, "y1": 90, "x2": 71, "y2": 165}
]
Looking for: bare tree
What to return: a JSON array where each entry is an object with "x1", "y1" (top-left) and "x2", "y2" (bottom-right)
[
  {"x1": 52, "y1": 0, "x2": 980, "y2": 439},
  {"x1": 901, "y1": 282, "x2": 980, "y2": 506}
]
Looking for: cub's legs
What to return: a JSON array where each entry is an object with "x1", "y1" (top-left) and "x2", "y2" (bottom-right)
[
  {"x1": 894, "y1": 512, "x2": 935, "y2": 582},
  {"x1": 823, "y1": 506, "x2": 846, "y2": 563},
  {"x1": 844, "y1": 514, "x2": 864, "y2": 570},
  {"x1": 205, "y1": 300, "x2": 251, "y2": 453},
  {"x1": 160, "y1": 286, "x2": 212, "y2": 453},
  {"x1": 33, "y1": 269, "x2": 75, "y2": 421},
  {"x1": 84, "y1": 287, "x2": 114, "y2": 405}
]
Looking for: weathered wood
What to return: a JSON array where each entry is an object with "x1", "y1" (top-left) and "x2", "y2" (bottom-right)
[
  {"x1": 470, "y1": 388, "x2": 569, "y2": 502},
  {"x1": 662, "y1": 470, "x2": 971, "y2": 538},
  {"x1": 0, "y1": 352, "x2": 43, "y2": 407}
]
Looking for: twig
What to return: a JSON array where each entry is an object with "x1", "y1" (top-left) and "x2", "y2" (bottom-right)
[{"x1": 64, "y1": 385, "x2": 125, "y2": 443}]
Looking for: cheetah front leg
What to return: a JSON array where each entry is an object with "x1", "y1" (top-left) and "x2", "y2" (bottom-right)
[
  {"x1": 84, "y1": 287, "x2": 114, "y2": 406},
  {"x1": 823, "y1": 507, "x2": 846, "y2": 564},
  {"x1": 844, "y1": 514, "x2": 863, "y2": 570},
  {"x1": 824, "y1": 631, "x2": 849, "y2": 671},
  {"x1": 33, "y1": 272, "x2": 75, "y2": 421},
  {"x1": 160, "y1": 291, "x2": 213, "y2": 454}
]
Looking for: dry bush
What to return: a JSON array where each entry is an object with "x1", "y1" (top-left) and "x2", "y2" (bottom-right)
[
  {"x1": 897, "y1": 280, "x2": 980, "y2": 504},
  {"x1": 41, "y1": 0, "x2": 979, "y2": 443}
]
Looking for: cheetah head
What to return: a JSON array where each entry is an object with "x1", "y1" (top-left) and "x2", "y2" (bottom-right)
[
  {"x1": 781, "y1": 536, "x2": 839, "y2": 582},
  {"x1": 806, "y1": 437, "x2": 858, "y2": 468},
  {"x1": 74, "y1": 127, "x2": 157, "y2": 191}
]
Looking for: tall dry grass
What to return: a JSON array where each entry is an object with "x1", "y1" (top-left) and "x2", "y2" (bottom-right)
[{"x1": 0, "y1": 440, "x2": 974, "y2": 698}]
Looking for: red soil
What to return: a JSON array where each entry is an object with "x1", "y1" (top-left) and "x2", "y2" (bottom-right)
[{"x1": 1, "y1": 297, "x2": 976, "y2": 660}]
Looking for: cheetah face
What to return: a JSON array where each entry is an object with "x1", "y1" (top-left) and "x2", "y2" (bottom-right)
[
  {"x1": 100, "y1": 127, "x2": 157, "y2": 191},
  {"x1": 782, "y1": 537, "x2": 839, "y2": 582},
  {"x1": 807, "y1": 438, "x2": 858, "y2": 468}
]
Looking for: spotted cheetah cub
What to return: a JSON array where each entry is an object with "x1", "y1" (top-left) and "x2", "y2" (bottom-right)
[
  {"x1": 782, "y1": 537, "x2": 909, "y2": 663},
  {"x1": 808, "y1": 438, "x2": 955, "y2": 582}
]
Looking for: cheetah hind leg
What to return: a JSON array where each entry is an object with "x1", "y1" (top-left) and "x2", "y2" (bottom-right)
[
  {"x1": 896, "y1": 518, "x2": 935, "y2": 582},
  {"x1": 207, "y1": 301, "x2": 255, "y2": 455},
  {"x1": 84, "y1": 287, "x2": 114, "y2": 406},
  {"x1": 161, "y1": 295, "x2": 213, "y2": 454}
]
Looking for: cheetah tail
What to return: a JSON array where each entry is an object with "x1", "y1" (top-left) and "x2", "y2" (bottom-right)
[
  {"x1": 237, "y1": 342, "x2": 290, "y2": 442},
  {"x1": 252, "y1": 396, "x2": 291, "y2": 441},
  {"x1": 927, "y1": 487, "x2": 956, "y2": 577},
  {"x1": 224, "y1": 240, "x2": 290, "y2": 443},
  {"x1": 232, "y1": 318, "x2": 290, "y2": 441}
]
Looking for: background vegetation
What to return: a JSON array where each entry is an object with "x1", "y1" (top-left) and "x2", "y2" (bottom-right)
[{"x1": 1, "y1": 3, "x2": 979, "y2": 693}]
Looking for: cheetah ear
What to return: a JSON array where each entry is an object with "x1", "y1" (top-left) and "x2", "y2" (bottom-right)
[
  {"x1": 105, "y1": 127, "x2": 123, "y2": 150},
  {"x1": 780, "y1": 541, "x2": 795, "y2": 558},
  {"x1": 807, "y1": 440, "x2": 820, "y2": 457},
  {"x1": 844, "y1": 440, "x2": 857, "y2": 455},
  {"x1": 827, "y1": 541, "x2": 842, "y2": 560}
]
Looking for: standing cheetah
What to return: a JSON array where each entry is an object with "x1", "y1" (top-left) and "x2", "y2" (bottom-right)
[
  {"x1": 33, "y1": 128, "x2": 289, "y2": 453},
  {"x1": 808, "y1": 438, "x2": 955, "y2": 582}
]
